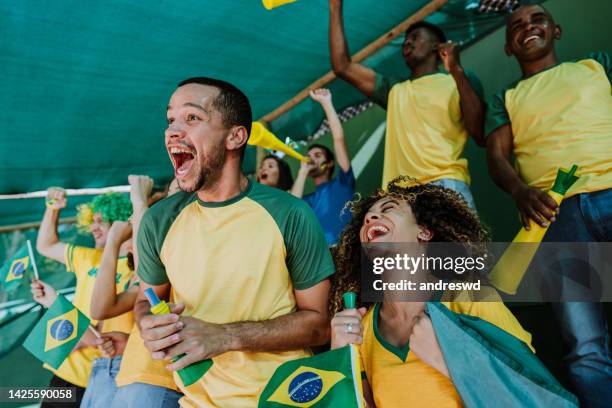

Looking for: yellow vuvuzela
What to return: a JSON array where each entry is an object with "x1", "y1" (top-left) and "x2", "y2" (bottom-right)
[
  {"x1": 249, "y1": 122, "x2": 308, "y2": 162},
  {"x1": 262, "y1": 0, "x2": 297, "y2": 10},
  {"x1": 489, "y1": 165, "x2": 579, "y2": 294}
]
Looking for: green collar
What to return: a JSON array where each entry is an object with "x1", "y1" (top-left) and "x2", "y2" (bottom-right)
[
  {"x1": 373, "y1": 303, "x2": 410, "y2": 361},
  {"x1": 196, "y1": 180, "x2": 253, "y2": 208}
]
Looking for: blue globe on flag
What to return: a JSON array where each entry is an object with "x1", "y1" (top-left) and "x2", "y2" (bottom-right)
[
  {"x1": 12, "y1": 261, "x2": 26, "y2": 277},
  {"x1": 288, "y1": 371, "x2": 323, "y2": 403},
  {"x1": 50, "y1": 319, "x2": 74, "y2": 341}
]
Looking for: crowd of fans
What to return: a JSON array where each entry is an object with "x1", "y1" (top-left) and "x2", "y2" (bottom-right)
[{"x1": 25, "y1": 3, "x2": 610, "y2": 407}]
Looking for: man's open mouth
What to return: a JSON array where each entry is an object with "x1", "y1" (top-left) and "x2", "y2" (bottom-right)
[
  {"x1": 522, "y1": 33, "x2": 542, "y2": 46},
  {"x1": 169, "y1": 146, "x2": 195, "y2": 177},
  {"x1": 366, "y1": 224, "x2": 390, "y2": 242}
]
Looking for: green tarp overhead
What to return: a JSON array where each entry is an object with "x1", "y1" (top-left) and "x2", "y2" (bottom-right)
[{"x1": 1, "y1": 0, "x2": 514, "y2": 226}]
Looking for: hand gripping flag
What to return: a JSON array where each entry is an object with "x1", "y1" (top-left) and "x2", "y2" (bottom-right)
[
  {"x1": 259, "y1": 292, "x2": 364, "y2": 408},
  {"x1": 0, "y1": 245, "x2": 31, "y2": 291},
  {"x1": 489, "y1": 165, "x2": 580, "y2": 294},
  {"x1": 23, "y1": 295, "x2": 90, "y2": 369}
]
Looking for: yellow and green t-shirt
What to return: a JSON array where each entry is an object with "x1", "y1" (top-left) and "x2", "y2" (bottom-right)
[
  {"x1": 137, "y1": 181, "x2": 335, "y2": 408},
  {"x1": 44, "y1": 244, "x2": 133, "y2": 388},
  {"x1": 371, "y1": 70, "x2": 484, "y2": 187},
  {"x1": 359, "y1": 301, "x2": 533, "y2": 408},
  {"x1": 486, "y1": 52, "x2": 612, "y2": 196},
  {"x1": 115, "y1": 290, "x2": 179, "y2": 390}
]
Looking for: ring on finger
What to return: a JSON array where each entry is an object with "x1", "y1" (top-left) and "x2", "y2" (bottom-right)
[{"x1": 346, "y1": 323, "x2": 353, "y2": 333}]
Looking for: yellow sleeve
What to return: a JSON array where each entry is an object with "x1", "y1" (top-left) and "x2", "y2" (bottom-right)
[
  {"x1": 64, "y1": 244, "x2": 101, "y2": 279},
  {"x1": 444, "y1": 301, "x2": 534, "y2": 353}
]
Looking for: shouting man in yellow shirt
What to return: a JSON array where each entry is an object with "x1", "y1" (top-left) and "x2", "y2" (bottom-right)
[{"x1": 134, "y1": 77, "x2": 334, "y2": 407}]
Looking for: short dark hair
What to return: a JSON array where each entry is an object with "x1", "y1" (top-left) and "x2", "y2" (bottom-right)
[
  {"x1": 177, "y1": 77, "x2": 252, "y2": 157},
  {"x1": 262, "y1": 155, "x2": 294, "y2": 191},
  {"x1": 308, "y1": 143, "x2": 335, "y2": 178},
  {"x1": 405, "y1": 21, "x2": 447, "y2": 44},
  {"x1": 505, "y1": 4, "x2": 555, "y2": 43}
]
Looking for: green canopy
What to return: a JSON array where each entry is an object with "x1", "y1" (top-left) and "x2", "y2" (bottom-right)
[{"x1": 0, "y1": 1, "x2": 508, "y2": 214}]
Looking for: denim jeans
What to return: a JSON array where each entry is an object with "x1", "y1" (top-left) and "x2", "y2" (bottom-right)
[
  {"x1": 80, "y1": 356, "x2": 122, "y2": 408},
  {"x1": 543, "y1": 188, "x2": 612, "y2": 408},
  {"x1": 430, "y1": 178, "x2": 477, "y2": 211},
  {"x1": 111, "y1": 382, "x2": 182, "y2": 408}
]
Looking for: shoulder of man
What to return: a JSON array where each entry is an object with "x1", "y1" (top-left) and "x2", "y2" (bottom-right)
[
  {"x1": 579, "y1": 52, "x2": 612, "y2": 82},
  {"x1": 65, "y1": 243, "x2": 101, "y2": 274},
  {"x1": 136, "y1": 191, "x2": 196, "y2": 285},
  {"x1": 484, "y1": 78, "x2": 522, "y2": 137},
  {"x1": 249, "y1": 182, "x2": 335, "y2": 290},
  {"x1": 370, "y1": 73, "x2": 406, "y2": 109},
  {"x1": 250, "y1": 181, "x2": 314, "y2": 216}
]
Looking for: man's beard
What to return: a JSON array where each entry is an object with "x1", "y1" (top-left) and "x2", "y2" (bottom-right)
[{"x1": 178, "y1": 144, "x2": 226, "y2": 193}]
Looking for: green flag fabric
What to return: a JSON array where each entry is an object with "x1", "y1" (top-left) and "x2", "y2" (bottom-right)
[
  {"x1": 23, "y1": 295, "x2": 89, "y2": 369},
  {"x1": 0, "y1": 245, "x2": 32, "y2": 293},
  {"x1": 259, "y1": 345, "x2": 363, "y2": 407},
  {"x1": 427, "y1": 302, "x2": 578, "y2": 407}
]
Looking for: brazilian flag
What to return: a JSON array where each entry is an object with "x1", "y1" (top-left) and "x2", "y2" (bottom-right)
[
  {"x1": 427, "y1": 302, "x2": 578, "y2": 407},
  {"x1": 259, "y1": 346, "x2": 363, "y2": 407},
  {"x1": 0, "y1": 246, "x2": 31, "y2": 291},
  {"x1": 23, "y1": 295, "x2": 89, "y2": 369}
]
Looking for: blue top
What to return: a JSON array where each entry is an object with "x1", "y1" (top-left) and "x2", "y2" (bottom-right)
[{"x1": 303, "y1": 167, "x2": 356, "y2": 245}]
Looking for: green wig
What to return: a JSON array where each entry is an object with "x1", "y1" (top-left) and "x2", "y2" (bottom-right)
[{"x1": 76, "y1": 193, "x2": 133, "y2": 234}]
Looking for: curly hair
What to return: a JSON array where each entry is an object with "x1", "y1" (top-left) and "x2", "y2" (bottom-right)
[
  {"x1": 329, "y1": 176, "x2": 490, "y2": 316},
  {"x1": 76, "y1": 193, "x2": 133, "y2": 234}
]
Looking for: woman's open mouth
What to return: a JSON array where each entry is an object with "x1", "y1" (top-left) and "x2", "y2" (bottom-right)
[{"x1": 366, "y1": 224, "x2": 390, "y2": 242}]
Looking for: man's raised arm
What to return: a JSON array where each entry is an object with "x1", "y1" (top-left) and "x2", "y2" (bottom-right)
[
  {"x1": 36, "y1": 187, "x2": 67, "y2": 264},
  {"x1": 329, "y1": 0, "x2": 376, "y2": 96}
]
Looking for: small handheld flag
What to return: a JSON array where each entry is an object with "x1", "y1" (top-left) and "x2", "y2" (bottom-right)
[
  {"x1": 258, "y1": 292, "x2": 364, "y2": 407},
  {"x1": 144, "y1": 288, "x2": 212, "y2": 387},
  {"x1": 490, "y1": 165, "x2": 580, "y2": 294},
  {"x1": 1, "y1": 245, "x2": 32, "y2": 291},
  {"x1": 26, "y1": 240, "x2": 40, "y2": 280},
  {"x1": 23, "y1": 295, "x2": 90, "y2": 369}
]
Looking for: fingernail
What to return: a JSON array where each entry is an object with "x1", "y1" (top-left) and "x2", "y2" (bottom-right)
[
  {"x1": 172, "y1": 334, "x2": 180, "y2": 341},
  {"x1": 176, "y1": 322, "x2": 184, "y2": 329}
]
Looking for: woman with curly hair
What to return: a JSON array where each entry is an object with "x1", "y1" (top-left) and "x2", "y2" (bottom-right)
[{"x1": 329, "y1": 176, "x2": 576, "y2": 408}]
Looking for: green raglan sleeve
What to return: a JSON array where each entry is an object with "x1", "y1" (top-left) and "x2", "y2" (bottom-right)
[
  {"x1": 370, "y1": 73, "x2": 403, "y2": 109},
  {"x1": 136, "y1": 209, "x2": 169, "y2": 285},
  {"x1": 485, "y1": 90, "x2": 510, "y2": 137},
  {"x1": 285, "y1": 202, "x2": 335, "y2": 290}
]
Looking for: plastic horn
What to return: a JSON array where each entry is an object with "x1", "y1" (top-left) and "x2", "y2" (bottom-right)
[
  {"x1": 489, "y1": 165, "x2": 580, "y2": 294},
  {"x1": 262, "y1": 0, "x2": 297, "y2": 10},
  {"x1": 249, "y1": 122, "x2": 308, "y2": 162},
  {"x1": 144, "y1": 288, "x2": 212, "y2": 386}
]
